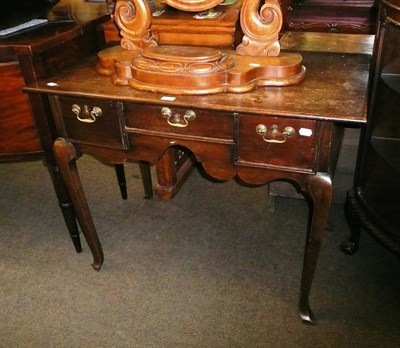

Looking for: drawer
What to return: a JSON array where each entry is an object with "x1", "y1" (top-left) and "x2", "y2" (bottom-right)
[
  {"x1": 124, "y1": 104, "x2": 233, "y2": 142},
  {"x1": 237, "y1": 114, "x2": 316, "y2": 172},
  {"x1": 50, "y1": 96, "x2": 128, "y2": 149}
]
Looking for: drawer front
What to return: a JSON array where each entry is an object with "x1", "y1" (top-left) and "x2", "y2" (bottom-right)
[
  {"x1": 237, "y1": 114, "x2": 317, "y2": 172},
  {"x1": 51, "y1": 96, "x2": 127, "y2": 149},
  {"x1": 124, "y1": 104, "x2": 233, "y2": 142}
]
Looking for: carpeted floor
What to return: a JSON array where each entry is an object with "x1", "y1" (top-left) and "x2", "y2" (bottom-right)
[{"x1": 1, "y1": 157, "x2": 399, "y2": 347}]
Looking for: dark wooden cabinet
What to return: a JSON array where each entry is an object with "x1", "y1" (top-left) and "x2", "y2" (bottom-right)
[
  {"x1": 0, "y1": 0, "x2": 111, "y2": 252},
  {"x1": 342, "y1": 0, "x2": 400, "y2": 256},
  {"x1": 284, "y1": 0, "x2": 378, "y2": 34},
  {"x1": 0, "y1": 0, "x2": 110, "y2": 161}
]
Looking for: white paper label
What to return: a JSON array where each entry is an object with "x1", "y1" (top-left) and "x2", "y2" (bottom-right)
[
  {"x1": 299, "y1": 128, "x2": 313, "y2": 137},
  {"x1": 161, "y1": 96, "x2": 176, "y2": 101}
]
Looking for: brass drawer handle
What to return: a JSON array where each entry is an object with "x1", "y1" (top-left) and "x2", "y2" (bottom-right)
[
  {"x1": 256, "y1": 124, "x2": 295, "y2": 143},
  {"x1": 72, "y1": 104, "x2": 102, "y2": 123},
  {"x1": 161, "y1": 107, "x2": 196, "y2": 128}
]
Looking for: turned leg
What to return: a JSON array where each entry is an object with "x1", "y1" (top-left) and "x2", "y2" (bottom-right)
[
  {"x1": 139, "y1": 160, "x2": 153, "y2": 199},
  {"x1": 300, "y1": 173, "x2": 333, "y2": 324},
  {"x1": 27, "y1": 93, "x2": 82, "y2": 252},
  {"x1": 53, "y1": 138, "x2": 104, "y2": 270},
  {"x1": 114, "y1": 164, "x2": 128, "y2": 200},
  {"x1": 115, "y1": 162, "x2": 153, "y2": 200},
  {"x1": 48, "y1": 165, "x2": 82, "y2": 253}
]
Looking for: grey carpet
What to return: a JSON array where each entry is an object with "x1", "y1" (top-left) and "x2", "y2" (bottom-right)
[{"x1": 1, "y1": 157, "x2": 399, "y2": 347}]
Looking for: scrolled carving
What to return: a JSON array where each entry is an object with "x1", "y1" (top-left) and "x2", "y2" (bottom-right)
[
  {"x1": 132, "y1": 54, "x2": 234, "y2": 75},
  {"x1": 114, "y1": 0, "x2": 157, "y2": 51},
  {"x1": 236, "y1": 0, "x2": 282, "y2": 57},
  {"x1": 96, "y1": 0, "x2": 305, "y2": 94}
]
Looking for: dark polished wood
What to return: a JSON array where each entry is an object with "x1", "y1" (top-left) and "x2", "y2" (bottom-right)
[
  {"x1": 0, "y1": 0, "x2": 110, "y2": 252},
  {"x1": 280, "y1": 31, "x2": 375, "y2": 54},
  {"x1": 25, "y1": 47, "x2": 369, "y2": 322},
  {"x1": 342, "y1": 0, "x2": 400, "y2": 256},
  {"x1": 0, "y1": 0, "x2": 110, "y2": 162},
  {"x1": 0, "y1": 0, "x2": 60, "y2": 30},
  {"x1": 283, "y1": 0, "x2": 378, "y2": 34}
]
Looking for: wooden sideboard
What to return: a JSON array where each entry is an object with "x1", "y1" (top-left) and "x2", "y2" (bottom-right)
[
  {"x1": 0, "y1": 0, "x2": 110, "y2": 252},
  {"x1": 25, "y1": 46, "x2": 370, "y2": 322},
  {"x1": 0, "y1": 0, "x2": 110, "y2": 162},
  {"x1": 284, "y1": 0, "x2": 378, "y2": 34}
]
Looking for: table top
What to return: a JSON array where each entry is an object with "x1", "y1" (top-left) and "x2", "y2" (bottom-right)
[
  {"x1": 25, "y1": 49, "x2": 370, "y2": 124},
  {"x1": 280, "y1": 32, "x2": 375, "y2": 55}
]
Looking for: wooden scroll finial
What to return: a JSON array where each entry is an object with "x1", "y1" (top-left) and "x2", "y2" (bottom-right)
[
  {"x1": 236, "y1": 0, "x2": 282, "y2": 57},
  {"x1": 114, "y1": 0, "x2": 156, "y2": 51}
]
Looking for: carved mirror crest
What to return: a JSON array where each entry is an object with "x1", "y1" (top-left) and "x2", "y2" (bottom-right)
[{"x1": 97, "y1": 0, "x2": 305, "y2": 94}]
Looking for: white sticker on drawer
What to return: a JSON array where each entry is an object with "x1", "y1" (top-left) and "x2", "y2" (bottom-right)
[
  {"x1": 161, "y1": 96, "x2": 176, "y2": 101},
  {"x1": 299, "y1": 128, "x2": 313, "y2": 137}
]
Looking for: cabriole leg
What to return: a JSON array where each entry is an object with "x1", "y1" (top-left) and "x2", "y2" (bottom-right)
[{"x1": 300, "y1": 173, "x2": 333, "y2": 324}]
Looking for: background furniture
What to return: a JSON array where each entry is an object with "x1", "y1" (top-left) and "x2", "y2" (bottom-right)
[
  {"x1": 284, "y1": 0, "x2": 378, "y2": 34},
  {"x1": 0, "y1": 0, "x2": 110, "y2": 161},
  {"x1": 0, "y1": 0, "x2": 60, "y2": 30},
  {"x1": 0, "y1": 0, "x2": 112, "y2": 251},
  {"x1": 342, "y1": 0, "x2": 400, "y2": 256}
]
